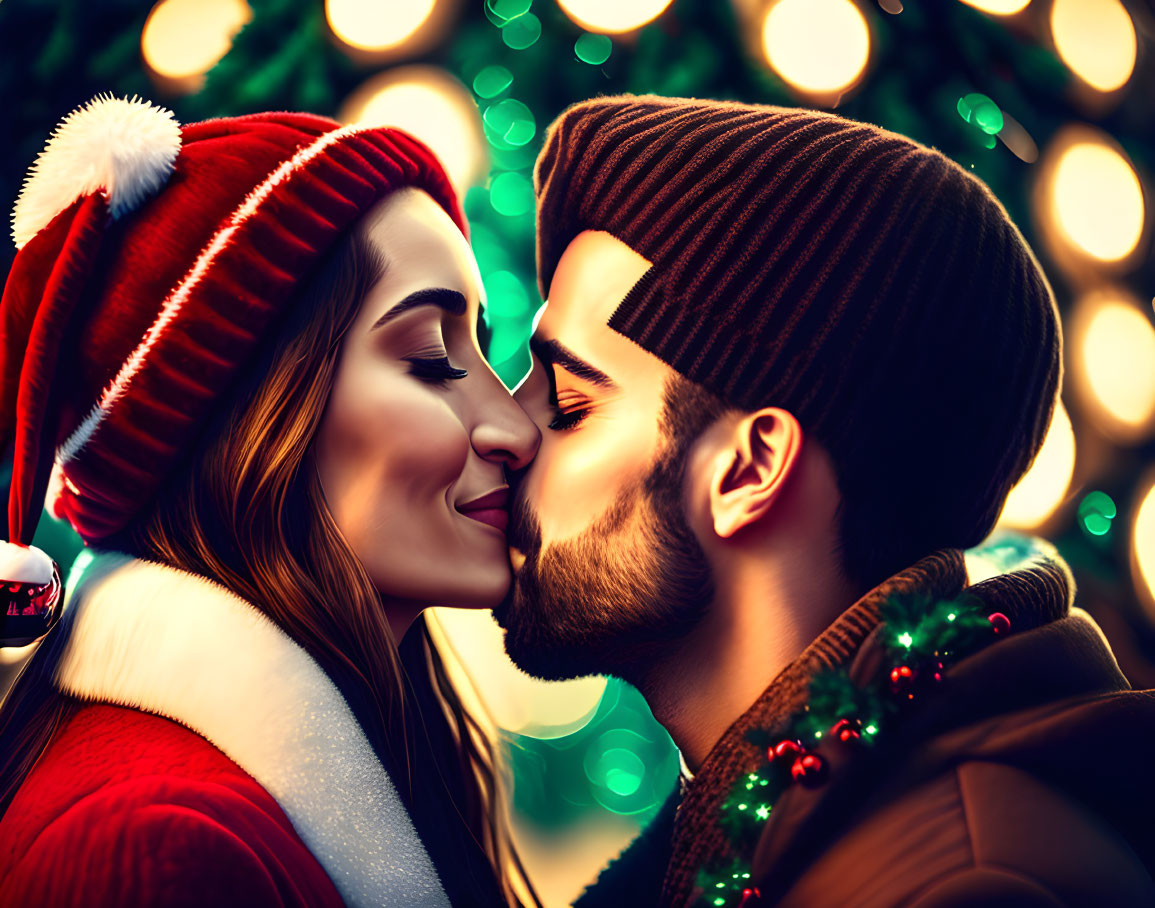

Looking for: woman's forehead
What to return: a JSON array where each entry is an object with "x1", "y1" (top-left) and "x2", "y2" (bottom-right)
[{"x1": 361, "y1": 188, "x2": 476, "y2": 298}]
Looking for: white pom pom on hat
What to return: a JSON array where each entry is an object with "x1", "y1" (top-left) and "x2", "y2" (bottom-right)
[{"x1": 11, "y1": 93, "x2": 182, "y2": 249}]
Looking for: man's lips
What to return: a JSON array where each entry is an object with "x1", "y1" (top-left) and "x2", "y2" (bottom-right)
[{"x1": 457, "y1": 488, "x2": 509, "y2": 532}]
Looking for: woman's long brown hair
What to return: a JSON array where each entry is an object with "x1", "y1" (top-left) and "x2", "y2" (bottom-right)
[{"x1": 0, "y1": 214, "x2": 538, "y2": 906}]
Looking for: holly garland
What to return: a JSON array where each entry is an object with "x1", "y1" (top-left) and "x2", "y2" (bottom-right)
[{"x1": 696, "y1": 592, "x2": 1011, "y2": 908}]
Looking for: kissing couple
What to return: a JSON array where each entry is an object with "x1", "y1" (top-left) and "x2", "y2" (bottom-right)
[{"x1": 1, "y1": 93, "x2": 1151, "y2": 907}]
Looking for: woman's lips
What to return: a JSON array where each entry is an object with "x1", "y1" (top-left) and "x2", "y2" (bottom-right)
[
  {"x1": 462, "y1": 507, "x2": 509, "y2": 532},
  {"x1": 457, "y1": 488, "x2": 509, "y2": 533}
]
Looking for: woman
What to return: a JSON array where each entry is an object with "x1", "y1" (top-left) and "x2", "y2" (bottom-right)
[{"x1": 0, "y1": 95, "x2": 540, "y2": 906}]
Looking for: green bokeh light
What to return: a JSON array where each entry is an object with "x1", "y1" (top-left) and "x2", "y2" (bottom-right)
[
  {"x1": 469, "y1": 222, "x2": 511, "y2": 276},
  {"x1": 483, "y1": 98, "x2": 536, "y2": 148},
  {"x1": 487, "y1": 318, "x2": 530, "y2": 368},
  {"x1": 483, "y1": 269, "x2": 531, "y2": 318},
  {"x1": 601, "y1": 749, "x2": 646, "y2": 796},
  {"x1": 489, "y1": 170, "x2": 534, "y2": 217},
  {"x1": 504, "y1": 118, "x2": 535, "y2": 146},
  {"x1": 502, "y1": 12, "x2": 541, "y2": 50},
  {"x1": 491, "y1": 0, "x2": 532, "y2": 20},
  {"x1": 488, "y1": 143, "x2": 536, "y2": 170},
  {"x1": 1079, "y1": 491, "x2": 1117, "y2": 537},
  {"x1": 472, "y1": 65, "x2": 513, "y2": 99},
  {"x1": 956, "y1": 92, "x2": 1004, "y2": 136},
  {"x1": 484, "y1": 0, "x2": 532, "y2": 26},
  {"x1": 583, "y1": 728, "x2": 665, "y2": 813},
  {"x1": 575, "y1": 33, "x2": 612, "y2": 66},
  {"x1": 506, "y1": 679, "x2": 678, "y2": 829}
]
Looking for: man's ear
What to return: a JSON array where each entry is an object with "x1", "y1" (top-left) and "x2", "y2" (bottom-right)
[{"x1": 709, "y1": 408, "x2": 803, "y2": 540}]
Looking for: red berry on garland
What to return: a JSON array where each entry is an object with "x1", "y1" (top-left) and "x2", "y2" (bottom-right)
[
  {"x1": 890, "y1": 665, "x2": 917, "y2": 700},
  {"x1": 791, "y1": 753, "x2": 827, "y2": 787},
  {"x1": 830, "y1": 718, "x2": 862, "y2": 743},
  {"x1": 988, "y1": 612, "x2": 1011, "y2": 635},
  {"x1": 738, "y1": 887, "x2": 763, "y2": 907},
  {"x1": 771, "y1": 739, "x2": 804, "y2": 764}
]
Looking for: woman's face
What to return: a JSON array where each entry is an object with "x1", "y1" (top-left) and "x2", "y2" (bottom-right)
[{"x1": 314, "y1": 188, "x2": 539, "y2": 625}]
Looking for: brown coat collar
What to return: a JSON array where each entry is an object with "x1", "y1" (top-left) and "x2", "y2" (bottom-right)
[
  {"x1": 660, "y1": 549, "x2": 968, "y2": 905},
  {"x1": 663, "y1": 542, "x2": 1082, "y2": 907}
]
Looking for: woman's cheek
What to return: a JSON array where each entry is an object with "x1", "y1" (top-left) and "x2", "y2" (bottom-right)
[{"x1": 376, "y1": 388, "x2": 471, "y2": 494}]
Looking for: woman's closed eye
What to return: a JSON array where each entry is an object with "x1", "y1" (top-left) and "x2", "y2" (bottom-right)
[{"x1": 405, "y1": 350, "x2": 468, "y2": 385}]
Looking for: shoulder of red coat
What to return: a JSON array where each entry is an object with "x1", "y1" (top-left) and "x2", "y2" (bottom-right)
[{"x1": 0, "y1": 703, "x2": 343, "y2": 907}]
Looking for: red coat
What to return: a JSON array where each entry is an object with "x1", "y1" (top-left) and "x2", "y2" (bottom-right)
[
  {"x1": 0, "y1": 703, "x2": 343, "y2": 907},
  {"x1": 0, "y1": 549, "x2": 452, "y2": 907}
]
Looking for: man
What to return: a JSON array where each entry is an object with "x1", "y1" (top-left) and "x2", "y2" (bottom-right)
[{"x1": 494, "y1": 95, "x2": 1155, "y2": 907}]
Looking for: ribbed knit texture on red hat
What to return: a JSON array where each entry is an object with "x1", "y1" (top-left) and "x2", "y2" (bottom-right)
[
  {"x1": 534, "y1": 95, "x2": 1062, "y2": 584},
  {"x1": 2, "y1": 109, "x2": 463, "y2": 544}
]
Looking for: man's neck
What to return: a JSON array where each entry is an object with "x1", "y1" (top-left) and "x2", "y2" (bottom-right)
[{"x1": 634, "y1": 557, "x2": 859, "y2": 771}]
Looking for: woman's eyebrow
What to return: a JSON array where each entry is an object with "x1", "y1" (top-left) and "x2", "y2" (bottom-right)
[{"x1": 371, "y1": 288, "x2": 467, "y2": 330}]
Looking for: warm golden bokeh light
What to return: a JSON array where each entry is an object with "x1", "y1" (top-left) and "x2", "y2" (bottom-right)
[
  {"x1": 141, "y1": 0, "x2": 250, "y2": 83},
  {"x1": 761, "y1": 0, "x2": 870, "y2": 96},
  {"x1": 1077, "y1": 296, "x2": 1155, "y2": 440},
  {"x1": 958, "y1": 0, "x2": 1031, "y2": 14},
  {"x1": 338, "y1": 66, "x2": 485, "y2": 194},
  {"x1": 430, "y1": 607, "x2": 608, "y2": 738},
  {"x1": 325, "y1": 0, "x2": 436, "y2": 52},
  {"x1": 1050, "y1": 0, "x2": 1136, "y2": 93},
  {"x1": 1049, "y1": 140, "x2": 1144, "y2": 263},
  {"x1": 1133, "y1": 479, "x2": 1155, "y2": 620},
  {"x1": 556, "y1": 0, "x2": 674, "y2": 34},
  {"x1": 998, "y1": 400, "x2": 1076, "y2": 530}
]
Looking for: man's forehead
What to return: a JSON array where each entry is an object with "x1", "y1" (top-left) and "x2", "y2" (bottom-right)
[
  {"x1": 534, "y1": 230, "x2": 676, "y2": 389},
  {"x1": 543, "y1": 230, "x2": 652, "y2": 329}
]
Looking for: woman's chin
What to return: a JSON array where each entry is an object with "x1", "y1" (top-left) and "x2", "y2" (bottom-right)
[
  {"x1": 376, "y1": 561, "x2": 511, "y2": 611},
  {"x1": 440, "y1": 564, "x2": 512, "y2": 610}
]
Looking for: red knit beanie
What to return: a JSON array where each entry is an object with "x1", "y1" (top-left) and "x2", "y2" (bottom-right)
[
  {"x1": 1, "y1": 94, "x2": 464, "y2": 556},
  {"x1": 535, "y1": 94, "x2": 1062, "y2": 584}
]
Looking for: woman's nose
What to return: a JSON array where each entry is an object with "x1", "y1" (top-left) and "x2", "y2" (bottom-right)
[{"x1": 472, "y1": 386, "x2": 541, "y2": 472}]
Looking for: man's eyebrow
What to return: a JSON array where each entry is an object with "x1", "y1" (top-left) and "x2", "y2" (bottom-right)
[
  {"x1": 530, "y1": 337, "x2": 616, "y2": 389},
  {"x1": 371, "y1": 288, "x2": 467, "y2": 330}
]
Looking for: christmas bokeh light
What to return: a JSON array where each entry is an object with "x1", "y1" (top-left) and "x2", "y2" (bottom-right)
[
  {"x1": 760, "y1": 0, "x2": 870, "y2": 98},
  {"x1": 1049, "y1": 0, "x2": 1136, "y2": 93},
  {"x1": 1073, "y1": 293, "x2": 1155, "y2": 442},
  {"x1": 141, "y1": 0, "x2": 251, "y2": 91},
  {"x1": 958, "y1": 0, "x2": 1031, "y2": 14},
  {"x1": 430, "y1": 607, "x2": 608, "y2": 738},
  {"x1": 1133, "y1": 477, "x2": 1155, "y2": 622},
  {"x1": 556, "y1": 0, "x2": 675, "y2": 34},
  {"x1": 325, "y1": 0, "x2": 437, "y2": 53},
  {"x1": 997, "y1": 400, "x2": 1076, "y2": 531},
  {"x1": 337, "y1": 66, "x2": 486, "y2": 194},
  {"x1": 1041, "y1": 131, "x2": 1145, "y2": 266}
]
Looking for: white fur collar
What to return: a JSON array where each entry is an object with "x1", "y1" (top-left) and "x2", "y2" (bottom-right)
[{"x1": 53, "y1": 549, "x2": 450, "y2": 908}]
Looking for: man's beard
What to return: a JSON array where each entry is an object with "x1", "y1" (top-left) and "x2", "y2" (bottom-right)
[{"x1": 494, "y1": 439, "x2": 715, "y2": 683}]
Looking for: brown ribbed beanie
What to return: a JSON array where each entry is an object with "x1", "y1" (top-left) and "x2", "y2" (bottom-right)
[{"x1": 534, "y1": 95, "x2": 1062, "y2": 586}]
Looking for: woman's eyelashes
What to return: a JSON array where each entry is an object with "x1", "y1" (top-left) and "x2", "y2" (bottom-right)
[{"x1": 404, "y1": 351, "x2": 468, "y2": 385}]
